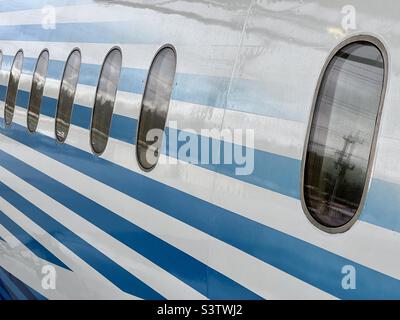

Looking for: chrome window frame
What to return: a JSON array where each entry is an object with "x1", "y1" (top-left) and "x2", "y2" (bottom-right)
[
  {"x1": 4, "y1": 49, "x2": 24, "y2": 126},
  {"x1": 54, "y1": 47, "x2": 81, "y2": 143},
  {"x1": 89, "y1": 46, "x2": 122, "y2": 156},
  {"x1": 135, "y1": 44, "x2": 177, "y2": 172},
  {"x1": 27, "y1": 48, "x2": 49, "y2": 133},
  {"x1": 300, "y1": 34, "x2": 389, "y2": 234}
]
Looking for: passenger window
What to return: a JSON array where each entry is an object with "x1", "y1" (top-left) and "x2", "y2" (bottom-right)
[
  {"x1": 136, "y1": 46, "x2": 177, "y2": 171},
  {"x1": 302, "y1": 39, "x2": 387, "y2": 231},
  {"x1": 90, "y1": 47, "x2": 122, "y2": 155},
  {"x1": 55, "y1": 49, "x2": 81, "y2": 142},
  {"x1": 4, "y1": 50, "x2": 24, "y2": 125},
  {"x1": 27, "y1": 49, "x2": 49, "y2": 132}
]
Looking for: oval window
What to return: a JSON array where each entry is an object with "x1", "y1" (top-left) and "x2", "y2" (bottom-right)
[
  {"x1": 90, "y1": 47, "x2": 122, "y2": 155},
  {"x1": 4, "y1": 50, "x2": 24, "y2": 125},
  {"x1": 136, "y1": 46, "x2": 177, "y2": 171},
  {"x1": 302, "y1": 38, "x2": 387, "y2": 232},
  {"x1": 55, "y1": 49, "x2": 81, "y2": 143},
  {"x1": 27, "y1": 49, "x2": 49, "y2": 133}
]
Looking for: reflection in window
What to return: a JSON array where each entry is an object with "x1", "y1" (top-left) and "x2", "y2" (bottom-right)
[
  {"x1": 303, "y1": 41, "x2": 386, "y2": 229},
  {"x1": 136, "y1": 46, "x2": 176, "y2": 171},
  {"x1": 4, "y1": 50, "x2": 24, "y2": 125},
  {"x1": 55, "y1": 49, "x2": 81, "y2": 142},
  {"x1": 90, "y1": 48, "x2": 122, "y2": 155},
  {"x1": 27, "y1": 49, "x2": 49, "y2": 132}
]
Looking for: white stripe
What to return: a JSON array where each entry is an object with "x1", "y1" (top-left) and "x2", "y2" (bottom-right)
[
  {"x1": 0, "y1": 225, "x2": 15, "y2": 245},
  {"x1": 0, "y1": 222, "x2": 133, "y2": 299},
  {"x1": 0, "y1": 111, "x2": 335, "y2": 299},
  {"x1": 9, "y1": 104, "x2": 400, "y2": 284}
]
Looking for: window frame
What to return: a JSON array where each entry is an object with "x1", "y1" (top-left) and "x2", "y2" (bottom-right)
[
  {"x1": 135, "y1": 44, "x2": 177, "y2": 172},
  {"x1": 89, "y1": 46, "x2": 122, "y2": 156},
  {"x1": 27, "y1": 48, "x2": 49, "y2": 133},
  {"x1": 300, "y1": 34, "x2": 389, "y2": 234},
  {"x1": 54, "y1": 47, "x2": 81, "y2": 143},
  {"x1": 4, "y1": 49, "x2": 24, "y2": 126}
]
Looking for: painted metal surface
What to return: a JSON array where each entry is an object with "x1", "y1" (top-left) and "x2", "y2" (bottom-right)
[{"x1": 0, "y1": 0, "x2": 398, "y2": 299}]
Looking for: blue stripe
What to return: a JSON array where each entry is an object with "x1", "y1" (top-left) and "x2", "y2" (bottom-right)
[
  {"x1": 1, "y1": 46, "x2": 303, "y2": 120},
  {"x1": 0, "y1": 180, "x2": 163, "y2": 299},
  {"x1": 0, "y1": 149, "x2": 261, "y2": 299},
  {"x1": 0, "y1": 119, "x2": 399, "y2": 298},
  {"x1": 0, "y1": 268, "x2": 31, "y2": 300},
  {"x1": 0, "y1": 0, "x2": 93, "y2": 13},
  {"x1": 0, "y1": 283, "x2": 11, "y2": 299},
  {"x1": 362, "y1": 179, "x2": 400, "y2": 233},
  {"x1": 1, "y1": 52, "x2": 304, "y2": 120},
  {"x1": 2, "y1": 54, "x2": 231, "y2": 111},
  {"x1": 0, "y1": 210, "x2": 69, "y2": 270},
  {"x1": 0, "y1": 266, "x2": 46, "y2": 300}
]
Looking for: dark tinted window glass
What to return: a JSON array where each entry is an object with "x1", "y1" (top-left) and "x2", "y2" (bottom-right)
[
  {"x1": 55, "y1": 49, "x2": 81, "y2": 142},
  {"x1": 90, "y1": 48, "x2": 122, "y2": 155},
  {"x1": 27, "y1": 50, "x2": 49, "y2": 132},
  {"x1": 4, "y1": 50, "x2": 24, "y2": 125},
  {"x1": 303, "y1": 41, "x2": 385, "y2": 229},
  {"x1": 137, "y1": 47, "x2": 176, "y2": 171}
]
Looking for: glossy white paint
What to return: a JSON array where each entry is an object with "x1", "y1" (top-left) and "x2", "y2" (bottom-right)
[
  {"x1": 0, "y1": 112, "x2": 334, "y2": 299},
  {"x1": 0, "y1": 0, "x2": 399, "y2": 299},
  {"x1": 11, "y1": 102, "x2": 400, "y2": 285}
]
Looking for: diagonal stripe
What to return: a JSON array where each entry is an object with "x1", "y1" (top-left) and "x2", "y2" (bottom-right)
[
  {"x1": 0, "y1": 283, "x2": 11, "y2": 299},
  {"x1": 0, "y1": 265, "x2": 46, "y2": 300},
  {"x1": 0, "y1": 119, "x2": 399, "y2": 298},
  {"x1": 0, "y1": 210, "x2": 69, "y2": 270},
  {"x1": 0, "y1": 150, "x2": 260, "y2": 299},
  {"x1": 0, "y1": 178, "x2": 163, "y2": 299},
  {"x1": 0, "y1": 118, "x2": 333, "y2": 299},
  {"x1": 0, "y1": 220, "x2": 136, "y2": 300},
  {"x1": 0, "y1": 175, "x2": 205, "y2": 300}
]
